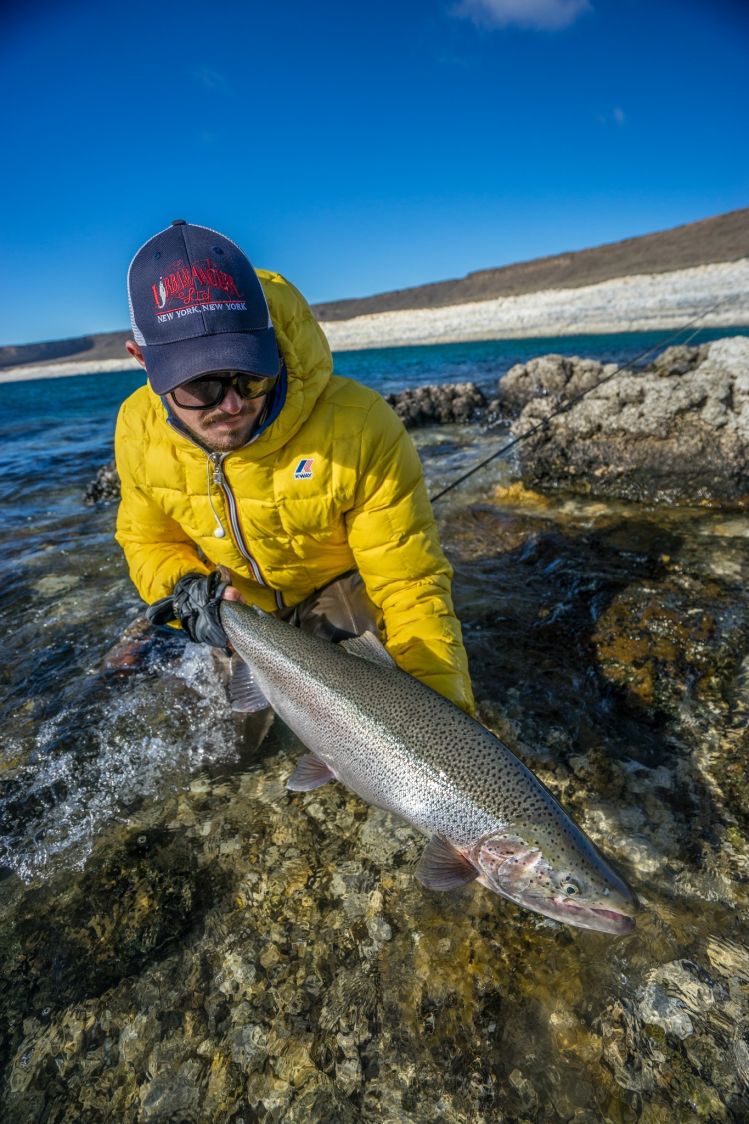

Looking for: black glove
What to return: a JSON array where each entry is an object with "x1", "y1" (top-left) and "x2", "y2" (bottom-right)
[{"x1": 146, "y1": 571, "x2": 230, "y2": 648}]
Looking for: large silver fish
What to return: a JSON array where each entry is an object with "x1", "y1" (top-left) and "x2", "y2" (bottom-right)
[{"x1": 220, "y1": 601, "x2": 637, "y2": 935}]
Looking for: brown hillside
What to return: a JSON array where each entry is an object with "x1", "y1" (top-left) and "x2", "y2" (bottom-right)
[{"x1": 314, "y1": 207, "x2": 749, "y2": 320}]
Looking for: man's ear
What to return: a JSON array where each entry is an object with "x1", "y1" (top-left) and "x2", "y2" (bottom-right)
[{"x1": 126, "y1": 340, "x2": 147, "y2": 368}]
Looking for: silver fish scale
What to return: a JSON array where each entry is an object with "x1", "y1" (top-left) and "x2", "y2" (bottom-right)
[{"x1": 220, "y1": 603, "x2": 594, "y2": 864}]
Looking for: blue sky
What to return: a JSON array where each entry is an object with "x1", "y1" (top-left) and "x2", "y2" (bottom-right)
[{"x1": 1, "y1": 0, "x2": 747, "y2": 346}]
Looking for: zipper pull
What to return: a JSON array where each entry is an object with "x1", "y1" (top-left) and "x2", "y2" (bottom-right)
[{"x1": 210, "y1": 453, "x2": 225, "y2": 486}]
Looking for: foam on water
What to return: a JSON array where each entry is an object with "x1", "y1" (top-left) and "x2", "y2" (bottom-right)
[{"x1": 0, "y1": 644, "x2": 237, "y2": 882}]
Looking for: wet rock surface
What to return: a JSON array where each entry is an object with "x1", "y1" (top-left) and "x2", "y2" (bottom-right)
[
  {"x1": 385, "y1": 381, "x2": 487, "y2": 428},
  {"x1": 499, "y1": 352, "x2": 620, "y2": 412},
  {"x1": 502, "y1": 337, "x2": 749, "y2": 504},
  {"x1": 3, "y1": 483, "x2": 749, "y2": 1121},
  {"x1": 84, "y1": 459, "x2": 120, "y2": 505}
]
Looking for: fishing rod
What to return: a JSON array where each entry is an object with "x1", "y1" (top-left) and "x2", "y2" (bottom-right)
[{"x1": 429, "y1": 295, "x2": 740, "y2": 504}]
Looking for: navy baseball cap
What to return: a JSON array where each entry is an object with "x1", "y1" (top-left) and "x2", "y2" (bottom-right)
[{"x1": 127, "y1": 220, "x2": 280, "y2": 395}]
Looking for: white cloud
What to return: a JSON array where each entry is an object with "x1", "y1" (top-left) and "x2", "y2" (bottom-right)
[
  {"x1": 596, "y1": 107, "x2": 627, "y2": 127},
  {"x1": 195, "y1": 67, "x2": 229, "y2": 91},
  {"x1": 453, "y1": 0, "x2": 592, "y2": 31}
]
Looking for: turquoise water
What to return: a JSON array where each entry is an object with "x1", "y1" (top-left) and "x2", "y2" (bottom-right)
[{"x1": 332, "y1": 326, "x2": 749, "y2": 394}]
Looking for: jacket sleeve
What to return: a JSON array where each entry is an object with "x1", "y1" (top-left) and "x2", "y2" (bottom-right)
[
  {"x1": 114, "y1": 396, "x2": 211, "y2": 604},
  {"x1": 344, "y1": 396, "x2": 475, "y2": 714}
]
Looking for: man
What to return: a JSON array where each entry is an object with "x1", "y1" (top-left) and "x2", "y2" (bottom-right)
[{"x1": 115, "y1": 220, "x2": 474, "y2": 714}]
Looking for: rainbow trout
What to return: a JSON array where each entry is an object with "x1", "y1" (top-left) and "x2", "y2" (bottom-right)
[{"x1": 220, "y1": 601, "x2": 637, "y2": 935}]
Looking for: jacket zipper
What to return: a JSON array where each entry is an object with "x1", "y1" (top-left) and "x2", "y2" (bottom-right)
[{"x1": 209, "y1": 453, "x2": 284, "y2": 610}]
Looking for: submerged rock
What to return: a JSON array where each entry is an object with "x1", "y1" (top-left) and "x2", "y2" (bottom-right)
[
  {"x1": 503, "y1": 337, "x2": 749, "y2": 505},
  {"x1": 591, "y1": 571, "x2": 749, "y2": 719}
]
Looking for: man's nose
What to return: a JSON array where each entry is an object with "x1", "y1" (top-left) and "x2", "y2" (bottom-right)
[{"x1": 220, "y1": 387, "x2": 245, "y2": 413}]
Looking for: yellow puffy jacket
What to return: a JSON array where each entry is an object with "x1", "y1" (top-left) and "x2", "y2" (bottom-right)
[{"x1": 115, "y1": 269, "x2": 475, "y2": 713}]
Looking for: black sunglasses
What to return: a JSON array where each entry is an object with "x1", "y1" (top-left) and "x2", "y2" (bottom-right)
[{"x1": 171, "y1": 369, "x2": 280, "y2": 410}]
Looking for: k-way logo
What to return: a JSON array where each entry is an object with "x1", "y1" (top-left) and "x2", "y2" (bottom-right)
[
  {"x1": 294, "y1": 458, "x2": 314, "y2": 480},
  {"x1": 152, "y1": 257, "x2": 246, "y2": 320}
]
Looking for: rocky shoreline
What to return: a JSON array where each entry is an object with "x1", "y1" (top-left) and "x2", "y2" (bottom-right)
[
  {"x1": 501, "y1": 336, "x2": 749, "y2": 506},
  {"x1": 84, "y1": 335, "x2": 749, "y2": 510}
]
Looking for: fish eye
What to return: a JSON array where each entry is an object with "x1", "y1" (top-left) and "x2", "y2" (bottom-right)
[{"x1": 562, "y1": 879, "x2": 580, "y2": 897}]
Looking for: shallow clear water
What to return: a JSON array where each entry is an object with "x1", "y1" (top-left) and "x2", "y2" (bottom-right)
[{"x1": 1, "y1": 331, "x2": 748, "y2": 1121}]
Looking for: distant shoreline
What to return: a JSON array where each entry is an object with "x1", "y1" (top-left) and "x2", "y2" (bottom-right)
[
  {"x1": 0, "y1": 358, "x2": 142, "y2": 384},
  {"x1": 2, "y1": 259, "x2": 748, "y2": 385},
  {"x1": 320, "y1": 260, "x2": 749, "y2": 351}
]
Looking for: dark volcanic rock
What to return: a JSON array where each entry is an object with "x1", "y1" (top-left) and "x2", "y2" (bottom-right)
[
  {"x1": 506, "y1": 338, "x2": 749, "y2": 505},
  {"x1": 84, "y1": 460, "x2": 120, "y2": 505},
  {"x1": 386, "y1": 382, "x2": 486, "y2": 428}
]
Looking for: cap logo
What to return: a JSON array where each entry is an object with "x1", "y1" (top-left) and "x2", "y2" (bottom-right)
[{"x1": 151, "y1": 257, "x2": 247, "y2": 321}]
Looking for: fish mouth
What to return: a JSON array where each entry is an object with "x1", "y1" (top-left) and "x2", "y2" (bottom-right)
[
  {"x1": 554, "y1": 899, "x2": 636, "y2": 935},
  {"x1": 481, "y1": 875, "x2": 637, "y2": 934}
]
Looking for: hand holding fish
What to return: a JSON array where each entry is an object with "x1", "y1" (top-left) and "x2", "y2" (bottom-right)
[{"x1": 145, "y1": 570, "x2": 232, "y2": 648}]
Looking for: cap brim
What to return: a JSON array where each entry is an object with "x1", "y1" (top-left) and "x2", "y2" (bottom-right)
[{"x1": 144, "y1": 328, "x2": 280, "y2": 395}]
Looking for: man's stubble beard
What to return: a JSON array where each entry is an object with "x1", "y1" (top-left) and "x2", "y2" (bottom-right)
[{"x1": 181, "y1": 407, "x2": 261, "y2": 452}]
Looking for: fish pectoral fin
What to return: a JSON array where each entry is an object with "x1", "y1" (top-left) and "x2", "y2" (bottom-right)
[
  {"x1": 415, "y1": 836, "x2": 479, "y2": 891},
  {"x1": 230, "y1": 657, "x2": 270, "y2": 714},
  {"x1": 287, "y1": 754, "x2": 336, "y2": 792},
  {"x1": 340, "y1": 631, "x2": 396, "y2": 668}
]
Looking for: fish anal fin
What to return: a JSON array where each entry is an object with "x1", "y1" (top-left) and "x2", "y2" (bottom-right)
[
  {"x1": 287, "y1": 754, "x2": 336, "y2": 792},
  {"x1": 340, "y1": 631, "x2": 396, "y2": 668},
  {"x1": 415, "y1": 835, "x2": 479, "y2": 891}
]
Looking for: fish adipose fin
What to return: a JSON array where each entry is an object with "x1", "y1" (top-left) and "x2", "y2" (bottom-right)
[
  {"x1": 287, "y1": 754, "x2": 336, "y2": 791},
  {"x1": 230, "y1": 657, "x2": 271, "y2": 714},
  {"x1": 415, "y1": 836, "x2": 479, "y2": 891},
  {"x1": 340, "y1": 631, "x2": 396, "y2": 668}
]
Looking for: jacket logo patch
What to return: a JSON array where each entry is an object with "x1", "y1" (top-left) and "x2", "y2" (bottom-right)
[{"x1": 294, "y1": 458, "x2": 314, "y2": 480}]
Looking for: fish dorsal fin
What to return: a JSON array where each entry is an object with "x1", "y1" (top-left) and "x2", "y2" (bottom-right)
[
  {"x1": 415, "y1": 836, "x2": 479, "y2": 891},
  {"x1": 340, "y1": 630, "x2": 396, "y2": 668},
  {"x1": 287, "y1": 754, "x2": 336, "y2": 792},
  {"x1": 230, "y1": 657, "x2": 270, "y2": 714}
]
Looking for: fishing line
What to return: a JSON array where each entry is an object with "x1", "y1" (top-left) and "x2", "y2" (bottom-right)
[{"x1": 429, "y1": 295, "x2": 740, "y2": 504}]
